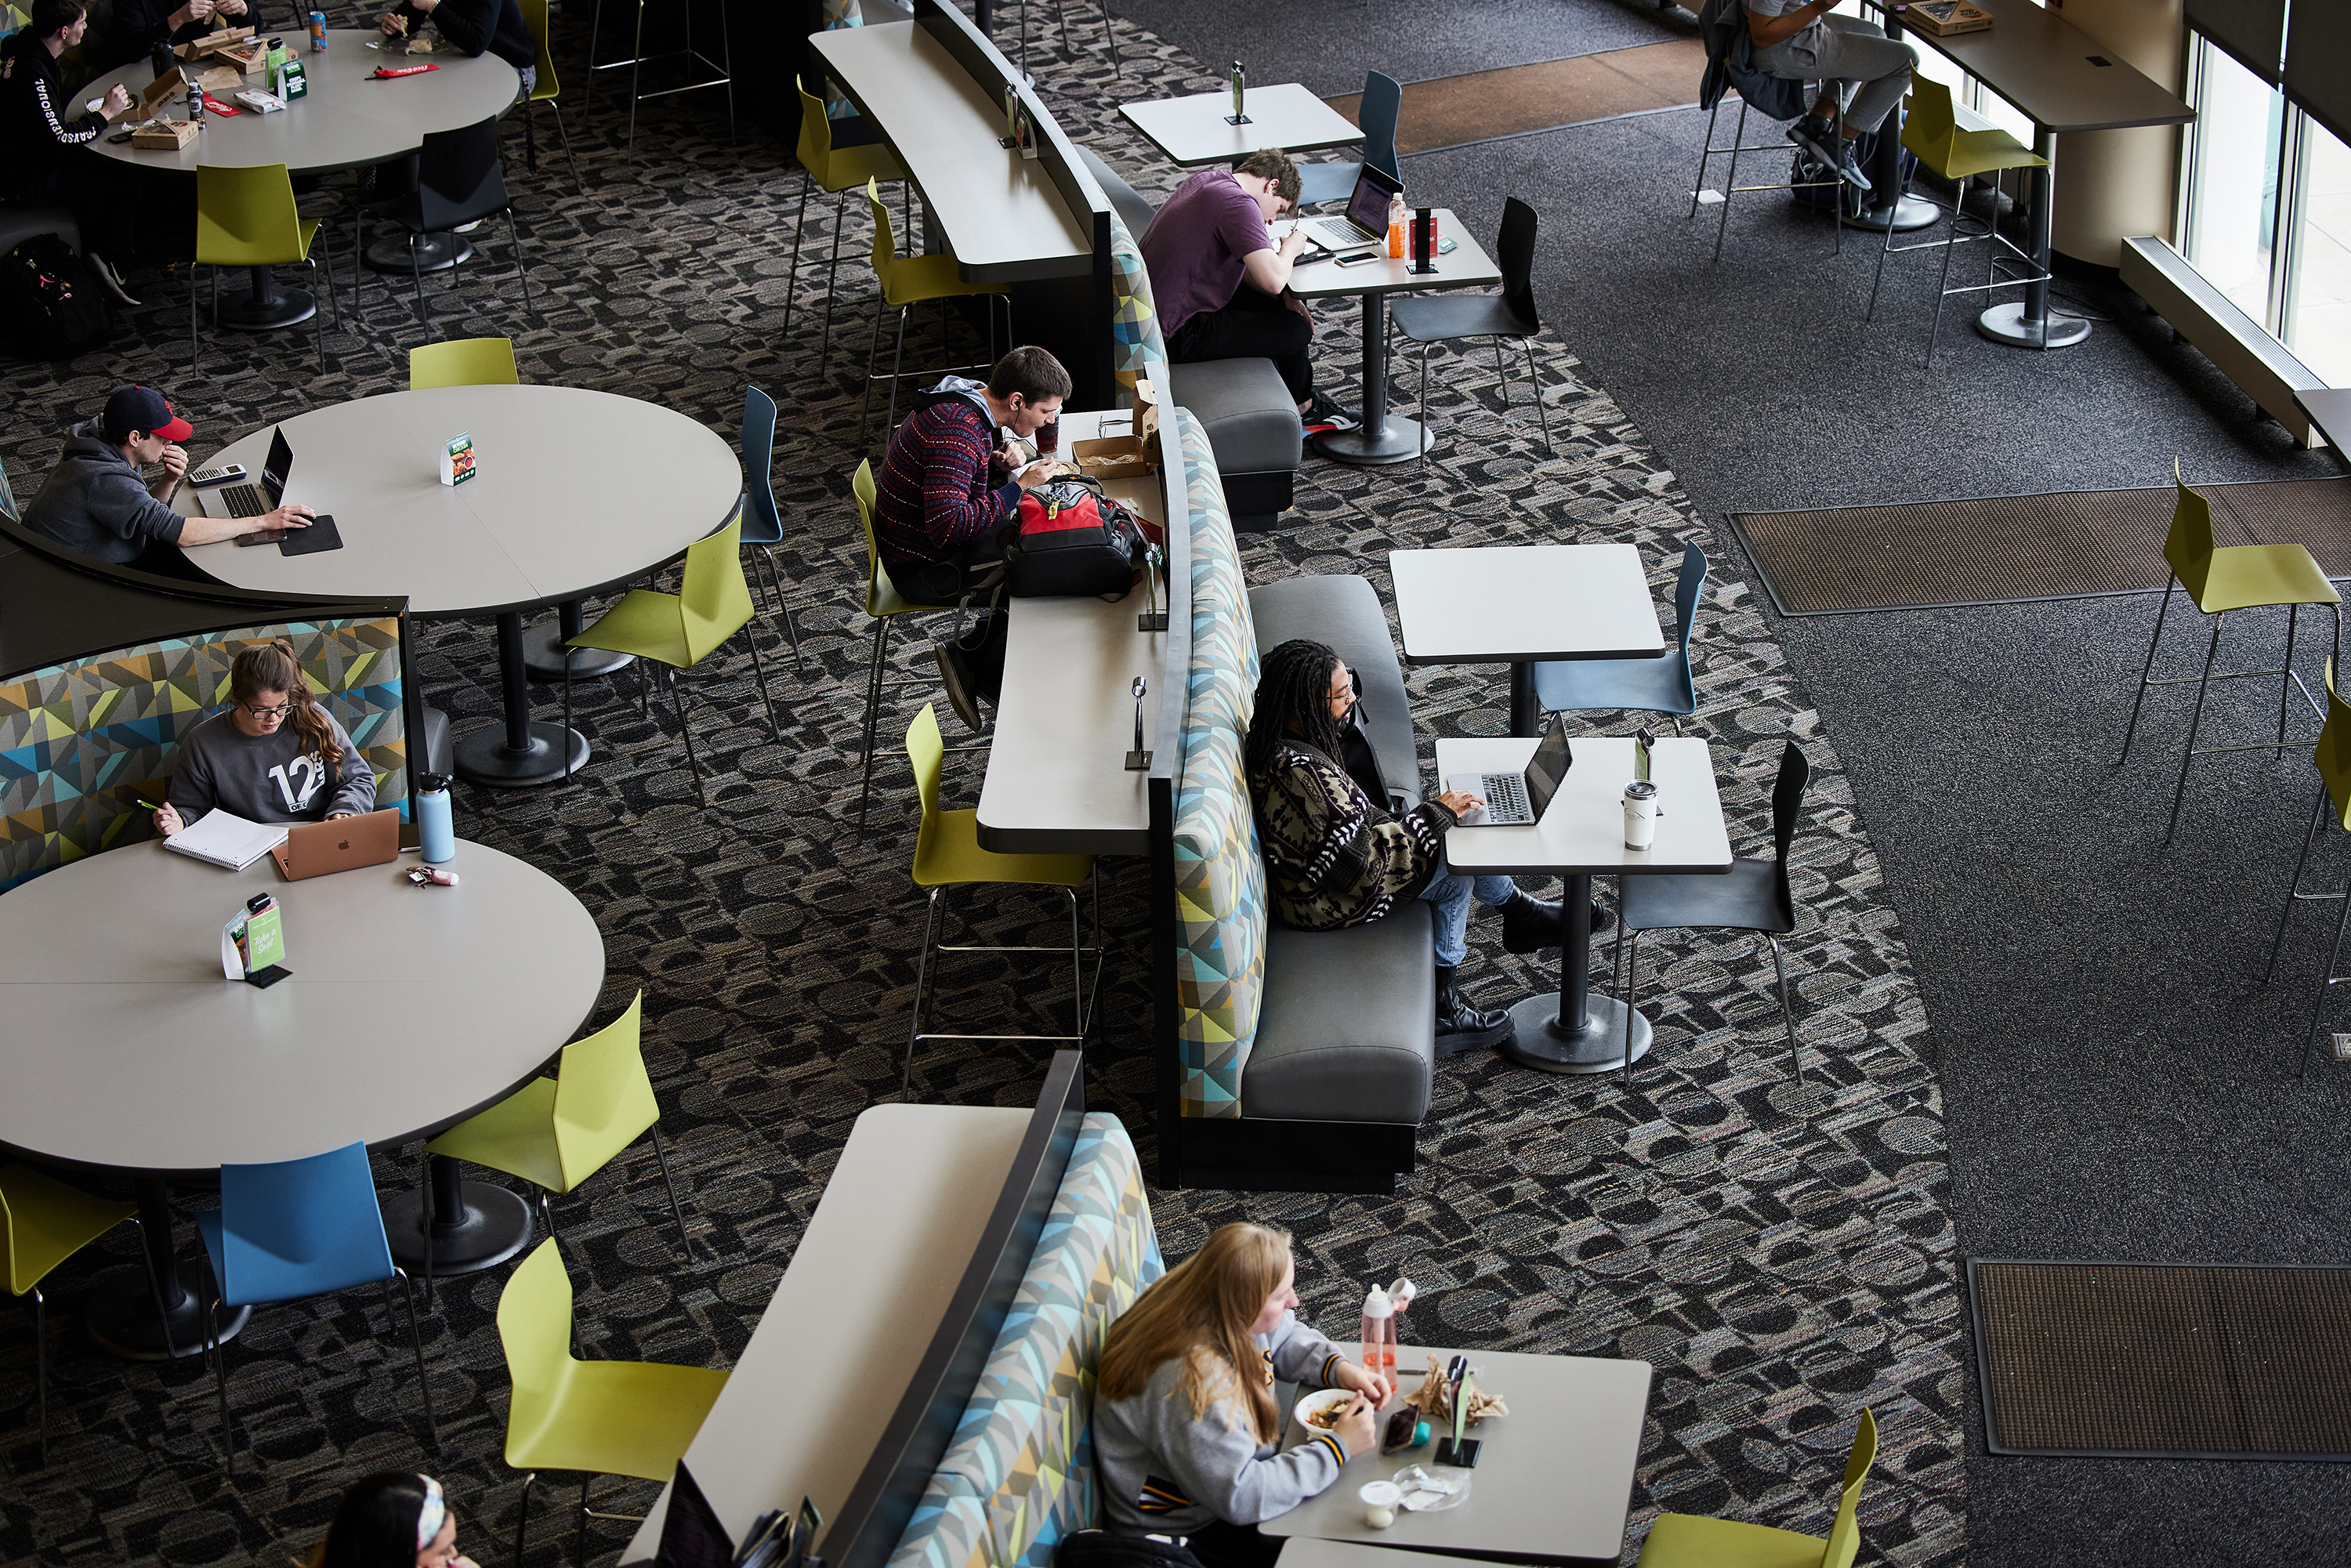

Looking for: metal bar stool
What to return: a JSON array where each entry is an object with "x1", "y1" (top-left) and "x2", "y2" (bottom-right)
[
  {"x1": 1689, "y1": 93, "x2": 1848, "y2": 263},
  {"x1": 2265, "y1": 664, "x2": 2351, "y2": 1077},
  {"x1": 585, "y1": 0, "x2": 734, "y2": 150}
]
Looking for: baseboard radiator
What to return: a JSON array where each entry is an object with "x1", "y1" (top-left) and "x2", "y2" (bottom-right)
[{"x1": 2121, "y1": 235, "x2": 2327, "y2": 450}]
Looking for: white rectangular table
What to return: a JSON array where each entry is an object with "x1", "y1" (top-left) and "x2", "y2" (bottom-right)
[
  {"x1": 1391, "y1": 544, "x2": 1667, "y2": 736},
  {"x1": 974, "y1": 409, "x2": 1169, "y2": 855},
  {"x1": 1118, "y1": 83, "x2": 1364, "y2": 168},
  {"x1": 624, "y1": 1103, "x2": 1032, "y2": 1561},
  {"x1": 1262, "y1": 1344, "x2": 1653, "y2": 1563},
  {"x1": 1286, "y1": 209, "x2": 1502, "y2": 468},
  {"x1": 1440, "y1": 736, "x2": 1731, "y2": 1076}
]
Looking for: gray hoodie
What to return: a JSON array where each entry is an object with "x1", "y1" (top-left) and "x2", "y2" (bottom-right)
[
  {"x1": 20, "y1": 419, "x2": 185, "y2": 564},
  {"x1": 167, "y1": 708, "x2": 375, "y2": 826},
  {"x1": 1093, "y1": 1312, "x2": 1352, "y2": 1537}
]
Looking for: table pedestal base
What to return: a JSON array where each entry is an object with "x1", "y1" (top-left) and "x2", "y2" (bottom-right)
[
  {"x1": 1313, "y1": 415, "x2": 1428, "y2": 466},
  {"x1": 523, "y1": 604, "x2": 634, "y2": 680},
  {"x1": 215, "y1": 266, "x2": 313, "y2": 331},
  {"x1": 1976, "y1": 302, "x2": 2092, "y2": 349},
  {"x1": 1498, "y1": 992, "x2": 1653, "y2": 1075},
  {"x1": 454, "y1": 720, "x2": 589, "y2": 787},
  {"x1": 85, "y1": 1274, "x2": 248, "y2": 1362},
  {"x1": 364, "y1": 231, "x2": 470, "y2": 274},
  {"x1": 1842, "y1": 193, "x2": 1941, "y2": 233},
  {"x1": 383, "y1": 1171, "x2": 534, "y2": 1276}
]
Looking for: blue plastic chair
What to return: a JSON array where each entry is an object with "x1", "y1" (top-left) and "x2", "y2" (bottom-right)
[
  {"x1": 739, "y1": 385, "x2": 806, "y2": 674},
  {"x1": 1298, "y1": 71, "x2": 1403, "y2": 207},
  {"x1": 195, "y1": 1143, "x2": 437, "y2": 1476},
  {"x1": 1530, "y1": 542, "x2": 1708, "y2": 726}
]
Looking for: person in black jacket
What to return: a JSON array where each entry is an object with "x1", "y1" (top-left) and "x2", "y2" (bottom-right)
[
  {"x1": 0, "y1": 0, "x2": 150, "y2": 302},
  {"x1": 378, "y1": 0, "x2": 536, "y2": 94},
  {"x1": 104, "y1": 0, "x2": 250, "y2": 71}
]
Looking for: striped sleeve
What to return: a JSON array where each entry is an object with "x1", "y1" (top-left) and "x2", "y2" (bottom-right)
[{"x1": 35, "y1": 78, "x2": 106, "y2": 147}]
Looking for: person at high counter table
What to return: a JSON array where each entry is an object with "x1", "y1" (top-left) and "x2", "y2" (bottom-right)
[
  {"x1": 0, "y1": 0, "x2": 162, "y2": 304},
  {"x1": 1139, "y1": 149, "x2": 1353, "y2": 436},
  {"x1": 875, "y1": 346, "x2": 1068, "y2": 730},
  {"x1": 20, "y1": 387, "x2": 314, "y2": 574},
  {"x1": 1740, "y1": 0, "x2": 1917, "y2": 190},
  {"x1": 1246, "y1": 638, "x2": 1602, "y2": 1056},
  {"x1": 153, "y1": 639, "x2": 375, "y2": 835},
  {"x1": 1094, "y1": 1222, "x2": 1389, "y2": 1568},
  {"x1": 378, "y1": 0, "x2": 538, "y2": 94}
]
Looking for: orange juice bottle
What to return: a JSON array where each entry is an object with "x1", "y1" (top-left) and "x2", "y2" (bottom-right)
[{"x1": 1386, "y1": 192, "x2": 1407, "y2": 258}]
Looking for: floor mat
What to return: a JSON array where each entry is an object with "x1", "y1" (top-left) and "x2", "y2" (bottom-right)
[
  {"x1": 1969, "y1": 1260, "x2": 2351, "y2": 1459},
  {"x1": 1728, "y1": 476, "x2": 2351, "y2": 615},
  {"x1": 1325, "y1": 38, "x2": 1706, "y2": 155}
]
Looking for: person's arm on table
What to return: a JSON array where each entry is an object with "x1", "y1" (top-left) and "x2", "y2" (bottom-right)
[
  {"x1": 323, "y1": 723, "x2": 375, "y2": 820},
  {"x1": 1139, "y1": 1381, "x2": 1372, "y2": 1526},
  {"x1": 1241, "y1": 229, "x2": 1306, "y2": 298},
  {"x1": 397, "y1": 0, "x2": 490, "y2": 53},
  {"x1": 1266, "y1": 1311, "x2": 1393, "y2": 1403},
  {"x1": 175, "y1": 502, "x2": 315, "y2": 546},
  {"x1": 161, "y1": 734, "x2": 218, "y2": 832}
]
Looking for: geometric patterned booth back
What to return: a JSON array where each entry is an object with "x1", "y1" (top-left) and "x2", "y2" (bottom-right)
[
  {"x1": 0, "y1": 616, "x2": 409, "y2": 891},
  {"x1": 1168, "y1": 409, "x2": 1264, "y2": 1118},
  {"x1": 887, "y1": 1113, "x2": 1163, "y2": 1568},
  {"x1": 1107, "y1": 212, "x2": 1168, "y2": 412}
]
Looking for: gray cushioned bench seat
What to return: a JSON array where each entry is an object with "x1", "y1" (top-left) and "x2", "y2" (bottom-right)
[
  {"x1": 1250, "y1": 574, "x2": 1418, "y2": 809},
  {"x1": 0, "y1": 208, "x2": 82, "y2": 259}
]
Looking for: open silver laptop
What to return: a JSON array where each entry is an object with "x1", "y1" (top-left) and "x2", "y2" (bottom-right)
[
  {"x1": 1447, "y1": 714, "x2": 1573, "y2": 827},
  {"x1": 1305, "y1": 163, "x2": 1403, "y2": 249}
]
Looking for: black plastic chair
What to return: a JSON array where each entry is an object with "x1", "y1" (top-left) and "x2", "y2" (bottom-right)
[
  {"x1": 359, "y1": 116, "x2": 534, "y2": 328},
  {"x1": 1386, "y1": 196, "x2": 1552, "y2": 473},
  {"x1": 1610, "y1": 740, "x2": 1811, "y2": 1088}
]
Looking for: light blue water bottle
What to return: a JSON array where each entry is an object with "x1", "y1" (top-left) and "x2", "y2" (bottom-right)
[{"x1": 416, "y1": 773, "x2": 455, "y2": 863}]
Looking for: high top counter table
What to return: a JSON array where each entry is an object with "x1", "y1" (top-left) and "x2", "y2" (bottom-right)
[
  {"x1": 183, "y1": 385, "x2": 741, "y2": 788},
  {"x1": 0, "y1": 838, "x2": 603, "y2": 1359},
  {"x1": 1119, "y1": 83, "x2": 1364, "y2": 168},
  {"x1": 82, "y1": 32, "x2": 519, "y2": 320}
]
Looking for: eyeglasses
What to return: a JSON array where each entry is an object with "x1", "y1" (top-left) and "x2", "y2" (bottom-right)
[{"x1": 242, "y1": 702, "x2": 292, "y2": 721}]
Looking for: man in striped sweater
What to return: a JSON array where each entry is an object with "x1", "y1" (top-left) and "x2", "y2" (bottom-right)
[{"x1": 875, "y1": 346, "x2": 1070, "y2": 728}]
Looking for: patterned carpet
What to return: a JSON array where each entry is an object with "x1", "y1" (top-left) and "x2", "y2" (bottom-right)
[{"x1": 0, "y1": 4, "x2": 1963, "y2": 1566}]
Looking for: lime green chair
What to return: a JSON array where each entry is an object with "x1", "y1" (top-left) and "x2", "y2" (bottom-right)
[
  {"x1": 1863, "y1": 76, "x2": 2049, "y2": 365},
  {"x1": 561, "y1": 510, "x2": 784, "y2": 808},
  {"x1": 4, "y1": 1163, "x2": 174, "y2": 1465},
  {"x1": 850, "y1": 460, "x2": 977, "y2": 835},
  {"x1": 498, "y1": 1238, "x2": 729, "y2": 1567},
  {"x1": 2120, "y1": 460, "x2": 2342, "y2": 842},
  {"x1": 792, "y1": 73, "x2": 911, "y2": 365},
  {"x1": 409, "y1": 335, "x2": 520, "y2": 389},
  {"x1": 858, "y1": 176, "x2": 1011, "y2": 449},
  {"x1": 2265, "y1": 662, "x2": 2351, "y2": 1074},
  {"x1": 902, "y1": 704, "x2": 1098, "y2": 1096},
  {"x1": 517, "y1": 0, "x2": 583, "y2": 195},
  {"x1": 426, "y1": 992, "x2": 694, "y2": 1265},
  {"x1": 194, "y1": 161, "x2": 335, "y2": 374},
  {"x1": 1635, "y1": 1410, "x2": 1875, "y2": 1568}
]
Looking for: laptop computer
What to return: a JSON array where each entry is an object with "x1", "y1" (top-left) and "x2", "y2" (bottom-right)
[
  {"x1": 269, "y1": 806, "x2": 400, "y2": 880},
  {"x1": 216, "y1": 426, "x2": 292, "y2": 527},
  {"x1": 1305, "y1": 163, "x2": 1404, "y2": 250},
  {"x1": 1446, "y1": 714, "x2": 1574, "y2": 827}
]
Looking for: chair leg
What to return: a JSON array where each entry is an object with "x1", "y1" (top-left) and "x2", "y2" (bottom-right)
[
  {"x1": 206, "y1": 1297, "x2": 235, "y2": 1478},
  {"x1": 31, "y1": 1290, "x2": 46, "y2": 1467},
  {"x1": 512, "y1": 1473, "x2": 538, "y2": 1568},
  {"x1": 857, "y1": 293, "x2": 889, "y2": 448},
  {"x1": 745, "y1": 614, "x2": 784, "y2": 739},
  {"x1": 820, "y1": 187, "x2": 850, "y2": 377},
  {"x1": 1522, "y1": 338, "x2": 1552, "y2": 457},
  {"x1": 562, "y1": 650, "x2": 575, "y2": 783},
  {"x1": 1689, "y1": 97, "x2": 1722, "y2": 221},
  {"x1": 784, "y1": 173, "x2": 812, "y2": 340},
  {"x1": 576, "y1": 1473, "x2": 594, "y2": 1568},
  {"x1": 129, "y1": 1217, "x2": 177, "y2": 1360},
  {"x1": 1066, "y1": 884, "x2": 1085, "y2": 1044},
  {"x1": 1925, "y1": 174, "x2": 1963, "y2": 370},
  {"x1": 856, "y1": 617, "x2": 893, "y2": 835},
  {"x1": 507, "y1": 205, "x2": 536, "y2": 324},
  {"x1": 1713, "y1": 101, "x2": 1748, "y2": 265},
  {"x1": 2281, "y1": 602, "x2": 2302, "y2": 759},
  {"x1": 763, "y1": 546, "x2": 806, "y2": 674},
  {"x1": 1418, "y1": 339, "x2": 1431, "y2": 476},
  {"x1": 881, "y1": 303, "x2": 912, "y2": 444},
  {"x1": 2302, "y1": 861, "x2": 2351, "y2": 1079},
  {"x1": 190, "y1": 260, "x2": 201, "y2": 374},
  {"x1": 2164, "y1": 612, "x2": 2226, "y2": 844},
  {"x1": 1767, "y1": 932, "x2": 1799, "y2": 1084},
  {"x1": 550, "y1": 103, "x2": 584, "y2": 197},
  {"x1": 649, "y1": 1123, "x2": 696, "y2": 1265},
  {"x1": 904, "y1": 885, "x2": 946, "y2": 1097},
  {"x1": 409, "y1": 232, "x2": 428, "y2": 328},
  {"x1": 418, "y1": 1145, "x2": 437, "y2": 1314},
  {"x1": 1621, "y1": 930, "x2": 1645, "y2": 1089},
  {"x1": 2118, "y1": 576, "x2": 2179, "y2": 766},
  {"x1": 626, "y1": 0, "x2": 646, "y2": 150},
  {"x1": 670, "y1": 667, "x2": 707, "y2": 809},
  {"x1": 393, "y1": 1269, "x2": 440, "y2": 1450},
  {"x1": 2267, "y1": 780, "x2": 2331, "y2": 983},
  {"x1": 1097, "y1": 0, "x2": 1118, "y2": 73},
  {"x1": 1864, "y1": 165, "x2": 1902, "y2": 324}
]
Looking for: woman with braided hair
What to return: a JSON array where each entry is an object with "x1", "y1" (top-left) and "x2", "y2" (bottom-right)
[
  {"x1": 153, "y1": 638, "x2": 375, "y2": 835},
  {"x1": 1245, "y1": 638, "x2": 1601, "y2": 1053}
]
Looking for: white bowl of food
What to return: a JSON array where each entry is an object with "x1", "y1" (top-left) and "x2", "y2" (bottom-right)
[{"x1": 1294, "y1": 1388, "x2": 1357, "y2": 1436}]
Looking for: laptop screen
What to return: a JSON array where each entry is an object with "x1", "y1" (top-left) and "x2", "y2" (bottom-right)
[
  {"x1": 1523, "y1": 716, "x2": 1574, "y2": 817},
  {"x1": 1343, "y1": 164, "x2": 1400, "y2": 237},
  {"x1": 259, "y1": 428, "x2": 292, "y2": 506}
]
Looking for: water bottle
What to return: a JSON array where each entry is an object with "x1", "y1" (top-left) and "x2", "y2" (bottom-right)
[
  {"x1": 1359, "y1": 1281, "x2": 1396, "y2": 1386},
  {"x1": 416, "y1": 772, "x2": 455, "y2": 863}
]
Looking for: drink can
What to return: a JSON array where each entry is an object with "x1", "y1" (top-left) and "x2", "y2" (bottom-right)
[
  {"x1": 1623, "y1": 780, "x2": 1658, "y2": 849},
  {"x1": 309, "y1": 12, "x2": 326, "y2": 50},
  {"x1": 1036, "y1": 416, "x2": 1058, "y2": 454}
]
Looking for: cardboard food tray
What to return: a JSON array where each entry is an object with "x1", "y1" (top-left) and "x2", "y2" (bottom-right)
[
  {"x1": 137, "y1": 66, "x2": 187, "y2": 115},
  {"x1": 1070, "y1": 435, "x2": 1156, "y2": 478},
  {"x1": 132, "y1": 119, "x2": 199, "y2": 149},
  {"x1": 197, "y1": 63, "x2": 247, "y2": 91},
  {"x1": 176, "y1": 24, "x2": 255, "y2": 55}
]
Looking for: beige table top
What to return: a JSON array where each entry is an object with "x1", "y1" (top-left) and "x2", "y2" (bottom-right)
[
  {"x1": 1284, "y1": 208, "x2": 1502, "y2": 300},
  {"x1": 1437, "y1": 736, "x2": 1733, "y2": 878},
  {"x1": 625, "y1": 1103, "x2": 1033, "y2": 1561},
  {"x1": 0, "y1": 838, "x2": 604, "y2": 1178},
  {"x1": 1118, "y1": 83, "x2": 1364, "y2": 168},
  {"x1": 1390, "y1": 543, "x2": 1666, "y2": 664},
  {"x1": 183, "y1": 386, "x2": 741, "y2": 617},
  {"x1": 976, "y1": 409, "x2": 1168, "y2": 856},
  {"x1": 82, "y1": 31, "x2": 517, "y2": 176},
  {"x1": 1880, "y1": 0, "x2": 2192, "y2": 134},
  {"x1": 812, "y1": 20, "x2": 1092, "y2": 282},
  {"x1": 1262, "y1": 1342, "x2": 1654, "y2": 1563}
]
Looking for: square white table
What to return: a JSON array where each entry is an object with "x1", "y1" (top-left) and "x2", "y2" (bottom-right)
[
  {"x1": 1261, "y1": 1344, "x2": 1653, "y2": 1563},
  {"x1": 1286, "y1": 210, "x2": 1503, "y2": 467},
  {"x1": 1440, "y1": 736, "x2": 1731, "y2": 1076},
  {"x1": 1118, "y1": 83, "x2": 1364, "y2": 168},
  {"x1": 1391, "y1": 544, "x2": 1667, "y2": 736}
]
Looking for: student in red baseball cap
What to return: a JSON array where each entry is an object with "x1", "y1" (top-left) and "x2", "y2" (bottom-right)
[{"x1": 20, "y1": 385, "x2": 310, "y2": 573}]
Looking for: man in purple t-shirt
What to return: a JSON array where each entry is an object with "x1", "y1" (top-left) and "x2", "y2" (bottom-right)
[{"x1": 1140, "y1": 149, "x2": 1355, "y2": 433}]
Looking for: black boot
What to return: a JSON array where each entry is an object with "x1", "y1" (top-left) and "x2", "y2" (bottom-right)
[
  {"x1": 1500, "y1": 890, "x2": 1612, "y2": 951},
  {"x1": 1434, "y1": 963, "x2": 1514, "y2": 1056}
]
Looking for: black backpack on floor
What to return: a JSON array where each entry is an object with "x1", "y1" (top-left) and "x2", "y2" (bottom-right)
[{"x1": 0, "y1": 234, "x2": 114, "y2": 359}]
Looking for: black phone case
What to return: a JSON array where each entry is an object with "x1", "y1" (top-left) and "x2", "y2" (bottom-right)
[{"x1": 279, "y1": 515, "x2": 343, "y2": 556}]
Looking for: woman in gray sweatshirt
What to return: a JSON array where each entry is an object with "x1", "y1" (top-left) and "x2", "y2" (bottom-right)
[
  {"x1": 1093, "y1": 1223, "x2": 1390, "y2": 1568},
  {"x1": 154, "y1": 639, "x2": 375, "y2": 833}
]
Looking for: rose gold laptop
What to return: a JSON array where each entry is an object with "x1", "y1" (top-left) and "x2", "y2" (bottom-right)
[{"x1": 269, "y1": 807, "x2": 401, "y2": 880}]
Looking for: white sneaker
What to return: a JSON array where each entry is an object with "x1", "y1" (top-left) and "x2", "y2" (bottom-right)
[
  {"x1": 88, "y1": 252, "x2": 140, "y2": 307},
  {"x1": 452, "y1": 219, "x2": 484, "y2": 234}
]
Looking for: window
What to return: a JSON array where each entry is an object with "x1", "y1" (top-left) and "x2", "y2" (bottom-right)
[
  {"x1": 2181, "y1": 35, "x2": 2286, "y2": 325},
  {"x1": 2283, "y1": 114, "x2": 2351, "y2": 386}
]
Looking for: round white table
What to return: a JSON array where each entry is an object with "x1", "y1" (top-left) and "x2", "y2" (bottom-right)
[
  {"x1": 0, "y1": 837, "x2": 605, "y2": 1358},
  {"x1": 182, "y1": 386, "x2": 743, "y2": 786},
  {"x1": 81, "y1": 31, "x2": 518, "y2": 324}
]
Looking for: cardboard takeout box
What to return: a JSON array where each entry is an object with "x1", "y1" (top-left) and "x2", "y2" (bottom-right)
[{"x1": 132, "y1": 119, "x2": 200, "y2": 149}]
